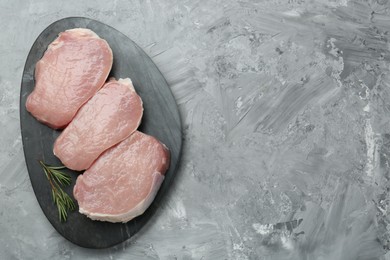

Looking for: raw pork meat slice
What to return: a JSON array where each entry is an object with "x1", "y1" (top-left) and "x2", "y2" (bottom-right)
[
  {"x1": 73, "y1": 131, "x2": 170, "y2": 223},
  {"x1": 53, "y1": 78, "x2": 143, "y2": 171},
  {"x1": 26, "y1": 28, "x2": 113, "y2": 129}
]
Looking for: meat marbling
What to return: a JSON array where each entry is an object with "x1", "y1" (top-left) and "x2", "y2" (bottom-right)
[
  {"x1": 73, "y1": 131, "x2": 170, "y2": 223},
  {"x1": 26, "y1": 28, "x2": 113, "y2": 129},
  {"x1": 53, "y1": 78, "x2": 143, "y2": 171}
]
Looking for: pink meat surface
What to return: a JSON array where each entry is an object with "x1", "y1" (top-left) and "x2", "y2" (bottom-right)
[
  {"x1": 53, "y1": 78, "x2": 143, "y2": 171},
  {"x1": 73, "y1": 131, "x2": 170, "y2": 223},
  {"x1": 26, "y1": 28, "x2": 113, "y2": 129}
]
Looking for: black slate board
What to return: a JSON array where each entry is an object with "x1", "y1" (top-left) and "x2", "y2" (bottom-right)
[{"x1": 20, "y1": 17, "x2": 182, "y2": 249}]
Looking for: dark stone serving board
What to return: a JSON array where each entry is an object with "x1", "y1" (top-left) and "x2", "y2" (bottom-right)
[{"x1": 19, "y1": 17, "x2": 182, "y2": 249}]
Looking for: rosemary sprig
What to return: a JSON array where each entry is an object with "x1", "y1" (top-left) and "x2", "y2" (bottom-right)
[{"x1": 38, "y1": 160, "x2": 76, "y2": 222}]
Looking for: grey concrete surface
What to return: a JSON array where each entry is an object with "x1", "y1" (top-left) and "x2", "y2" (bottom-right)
[{"x1": 1, "y1": 0, "x2": 390, "y2": 259}]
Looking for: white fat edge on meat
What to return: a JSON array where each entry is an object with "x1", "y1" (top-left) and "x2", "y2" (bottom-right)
[
  {"x1": 79, "y1": 171, "x2": 165, "y2": 223},
  {"x1": 65, "y1": 28, "x2": 99, "y2": 38},
  {"x1": 118, "y1": 78, "x2": 135, "y2": 92},
  {"x1": 49, "y1": 28, "x2": 99, "y2": 51}
]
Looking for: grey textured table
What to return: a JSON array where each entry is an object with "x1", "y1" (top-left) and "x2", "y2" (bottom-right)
[{"x1": 1, "y1": 0, "x2": 390, "y2": 259}]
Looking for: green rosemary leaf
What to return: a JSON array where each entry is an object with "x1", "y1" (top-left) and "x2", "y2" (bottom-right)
[
  {"x1": 51, "y1": 169, "x2": 72, "y2": 186},
  {"x1": 47, "y1": 165, "x2": 67, "y2": 170},
  {"x1": 51, "y1": 189, "x2": 56, "y2": 203},
  {"x1": 39, "y1": 160, "x2": 75, "y2": 222}
]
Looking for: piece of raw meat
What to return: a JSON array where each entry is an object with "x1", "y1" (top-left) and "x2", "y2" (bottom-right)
[
  {"x1": 73, "y1": 131, "x2": 170, "y2": 223},
  {"x1": 26, "y1": 28, "x2": 113, "y2": 129},
  {"x1": 53, "y1": 78, "x2": 143, "y2": 171}
]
